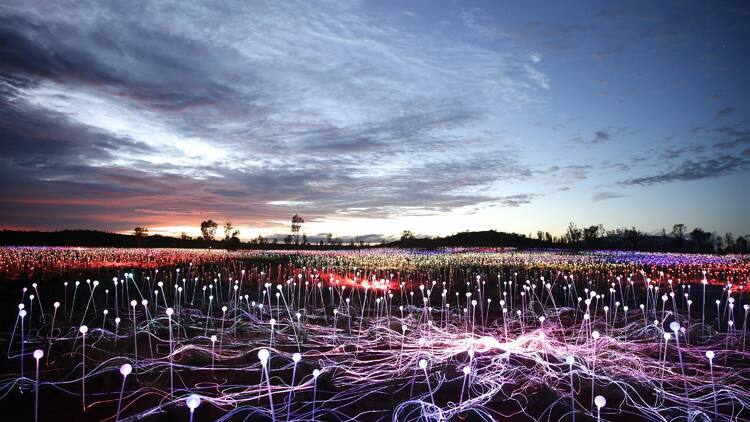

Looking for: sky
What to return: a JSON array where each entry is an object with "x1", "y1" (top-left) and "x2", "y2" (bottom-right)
[{"x1": 1, "y1": 0, "x2": 749, "y2": 241}]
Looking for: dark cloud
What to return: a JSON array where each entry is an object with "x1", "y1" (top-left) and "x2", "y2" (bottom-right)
[
  {"x1": 592, "y1": 191, "x2": 627, "y2": 202},
  {"x1": 619, "y1": 155, "x2": 750, "y2": 186},
  {"x1": 573, "y1": 127, "x2": 630, "y2": 145},
  {"x1": 716, "y1": 106, "x2": 735, "y2": 117}
]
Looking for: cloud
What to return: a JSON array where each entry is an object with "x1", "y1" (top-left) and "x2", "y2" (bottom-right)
[
  {"x1": 573, "y1": 127, "x2": 629, "y2": 145},
  {"x1": 592, "y1": 191, "x2": 627, "y2": 202},
  {"x1": 0, "y1": 1, "x2": 554, "y2": 233},
  {"x1": 618, "y1": 155, "x2": 750, "y2": 186},
  {"x1": 716, "y1": 106, "x2": 736, "y2": 117},
  {"x1": 592, "y1": 130, "x2": 610, "y2": 143}
]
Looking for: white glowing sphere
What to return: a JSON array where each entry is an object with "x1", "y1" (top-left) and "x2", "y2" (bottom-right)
[
  {"x1": 591, "y1": 330, "x2": 600, "y2": 340},
  {"x1": 462, "y1": 366, "x2": 471, "y2": 375},
  {"x1": 418, "y1": 359, "x2": 428, "y2": 369},
  {"x1": 594, "y1": 395, "x2": 606, "y2": 408},
  {"x1": 33, "y1": 349, "x2": 44, "y2": 360},
  {"x1": 120, "y1": 363, "x2": 132, "y2": 376},
  {"x1": 115, "y1": 317, "x2": 121, "y2": 324},
  {"x1": 270, "y1": 318, "x2": 276, "y2": 325},
  {"x1": 19, "y1": 310, "x2": 27, "y2": 318},
  {"x1": 292, "y1": 353, "x2": 302, "y2": 363},
  {"x1": 103, "y1": 309, "x2": 109, "y2": 315},
  {"x1": 566, "y1": 355, "x2": 575, "y2": 365},
  {"x1": 53, "y1": 301, "x2": 60, "y2": 308},
  {"x1": 669, "y1": 322, "x2": 680, "y2": 332},
  {"x1": 141, "y1": 299, "x2": 148, "y2": 306},
  {"x1": 186, "y1": 394, "x2": 201, "y2": 410},
  {"x1": 312, "y1": 369, "x2": 321, "y2": 379},
  {"x1": 258, "y1": 348, "x2": 270, "y2": 363},
  {"x1": 210, "y1": 335, "x2": 217, "y2": 343},
  {"x1": 166, "y1": 307, "x2": 174, "y2": 316},
  {"x1": 706, "y1": 350, "x2": 715, "y2": 360},
  {"x1": 663, "y1": 333, "x2": 671, "y2": 340},
  {"x1": 79, "y1": 325, "x2": 88, "y2": 334},
  {"x1": 130, "y1": 300, "x2": 137, "y2": 307}
]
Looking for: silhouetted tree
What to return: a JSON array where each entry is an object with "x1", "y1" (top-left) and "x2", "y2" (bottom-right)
[
  {"x1": 583, "y1": 225, "x2": 601, "y2": 248},
  {"x1": 624, "y1": 227, "x2": 640, "y2": 250},
  {"x1": 180, "y1": 232, "x2": 191, "y2": 240},
  {"x1": 566, "y1": 222, "x2": 582, "y2": 244},
  {"x1": 223, "y1": 221, "x2": 234, "y2": 241},
  {"x1": 226, "y1": 234, "x2": 241, "y2": 250},
  {"x1": 291, "y1": 214, "x2": 304, "y2": 244},
  {"x1": 302, "y1": 233, "x2": 307, "y2": 245},
  {"x1": 672, "y1": 224, "x2": 686, "y2": 250},
  {"x1": 283, "y1": 235, "x2": 293, "y2": 244},
  {"x1": 736, "y1": 235, "x2": 749, "y2": 253},
  {"x1": 724, "y1": 233, "x2": 735, "y2": 253},
  {"x1": 200, "y1": 220, "x2": 218, "y2": 241},
  {"x1": 133, "y1": 226, "x2": 148, "y2": 247},
  {"x1": 690, "y1": 227, "x2": 712, "y2": 253},
  {"x1": 401, "y1": 230, "x2": 415, "y2": 241},
  {"x1": 326, "y1": 233, "x2": 333, "y2": 245}
]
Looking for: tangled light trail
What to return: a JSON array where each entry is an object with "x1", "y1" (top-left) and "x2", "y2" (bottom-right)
[{"x1": 0, "y1": 247, "x2": 748, "y2": 421}]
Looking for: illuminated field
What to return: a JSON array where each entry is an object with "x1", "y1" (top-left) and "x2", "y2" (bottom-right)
[{"x1": 1, "y1": 247, "x2": 749, "y2": 421}]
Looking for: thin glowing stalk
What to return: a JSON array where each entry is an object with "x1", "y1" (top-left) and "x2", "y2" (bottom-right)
[
  {"x1": 286, "y1": 353, "x2": 301, "y2": 422},
  {"x1": 419, "y1": 359, "x2": 435, "y2": 406},
  {"x1": 33, "y1": 350, "x2": 43, "y2": 422},
  {"x1": 566, "y1": 355, "x2": 575, "y2": 422},
  {"x1": 706, "y1": 351, "x2": 718, "y2": 420},
  {"x1": 312, "y1": 369, "x2": 320, "y2": 422},
  {"x1": 459, "y1": 366, "x2": 470, "y2": 406},
  {"x1": 116, "y1": 363, "x2": 132, "y2": 421},
  {"x1": 79, "y1": 325, "x2": 88, "y2": 411}
]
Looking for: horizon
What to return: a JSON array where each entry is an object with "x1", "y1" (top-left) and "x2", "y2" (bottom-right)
[{"x1": 2, "y1": 1, "x2": 749, "y2": 239}]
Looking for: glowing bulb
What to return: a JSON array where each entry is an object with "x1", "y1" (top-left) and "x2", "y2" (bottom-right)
[
  {"x1": 186, "y1": 394, "x2": 201, "y2": 410},
  {"x1": 120, "y1": 363, "x2": 132, "y2": 376},
  {"x1": 258, "y1": 348, "x2": 270, "y2": 364}
]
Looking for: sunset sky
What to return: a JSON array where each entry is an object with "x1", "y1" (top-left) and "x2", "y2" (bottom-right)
[{"x1": 1, "y1": 1, "x2": 749, "y2": 240}]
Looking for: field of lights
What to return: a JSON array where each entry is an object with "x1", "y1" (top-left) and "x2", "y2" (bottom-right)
[{"x1": 1, "y1": 247, "x2": 749, "y2": 421}]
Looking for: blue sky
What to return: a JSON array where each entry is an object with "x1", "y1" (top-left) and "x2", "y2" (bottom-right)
[{"x1": 1, "y1": 0, "x2": 748, "y2": 240}]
